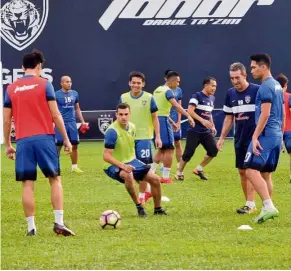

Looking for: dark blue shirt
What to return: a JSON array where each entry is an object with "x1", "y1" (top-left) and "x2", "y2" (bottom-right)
[
  {"x1": 189, "y1": 91, "x2": 215, "y2": 134},
  {"x1": 223, "y1": 83, "x2": 259, "y2": 148}
]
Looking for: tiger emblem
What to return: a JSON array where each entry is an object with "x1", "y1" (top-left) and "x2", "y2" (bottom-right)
[{"x1": 0, "y1": 0, "x2": 49, "y2": 51}]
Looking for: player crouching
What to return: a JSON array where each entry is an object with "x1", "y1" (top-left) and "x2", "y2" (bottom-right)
[{"x1": 103, "y1": 103, "x2": 167, "y2": 217}]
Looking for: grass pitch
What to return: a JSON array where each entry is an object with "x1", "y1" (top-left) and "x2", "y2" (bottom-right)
[{"x1": 1, "y1": 140, "x2": 291, "y2": 269}]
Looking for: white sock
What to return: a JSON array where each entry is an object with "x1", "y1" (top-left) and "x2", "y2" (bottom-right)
[
  {"x1": 263, "y1": 199, "x2": 275, "y2": 211},
  {"x1": 139, "y1": 193, "x2": 145, "y2": 199},
  {"x1": 163, "y1": 167, "x2": 171, "y2": 179},
  {"x1": 72, "y1": 164, "x2": 78, "y2": 170},
  {"x1": 145, "y1": 183, "x2": 151, "y2": 193},
  {"x1": 196, "y1": 165, "x2": 203, "y2": 171},
  {"x1": 151, "y1": 162, "x2": 159, "y2": 173},
  {"x1": 26, "y1": 216, "x2": 36, "y2": 232},
  {"x1": 245, "y1": 201, "x2": 256, "y2": 209},
  {"x1": 54, "y1": 210, "x2": 64, "y2": 225}
]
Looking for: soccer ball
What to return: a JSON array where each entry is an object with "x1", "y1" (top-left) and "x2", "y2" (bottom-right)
[{"x1": 99, "y1": 210, "x2": 121, "y2": 229}]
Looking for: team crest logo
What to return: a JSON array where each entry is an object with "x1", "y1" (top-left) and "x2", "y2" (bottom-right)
[
  {"x1": 245, "y1": 95, "x2": 251, "y2": 104},
  {"x1": 142, "y1": 100, "x2": 147, "y2": 106},
  {"x1": 0, "y1": 0, "x2": 49, "y2": 51},
  {"x1": 98, "y1": 114, "x2": 113, "y2": 135}
]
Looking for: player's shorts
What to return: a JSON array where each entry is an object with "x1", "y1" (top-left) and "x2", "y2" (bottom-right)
[
  {"x1": 173, "y1": 129, "x2": 182, "y2": 141},
  {"x1": 244, "y1": 135, "x2": 282, "y2": 173},
  {"x1": 283, "y1": 131, "x2": 291, "y2": 153},
  {"x1": 235, "y1": 146, "x2": 248, "y2": 169},
  {"x1": 15, "y1": 135, "x2": 60, "y2": 181},
  {"x1": 104, "y1": 159, "x2": 151, "y2": 183},
  {"x1": 182, "y1": 130, "x2": 218, "y2": 162},
  {"x1": 135, "y1": 139, "x2": 153, "y2": 164},
  {"x1": 158, "y1": 116, "x2": 174, "y2": 150},
  {"x1": 55, "y1": 121, "x2": 79, "y2": 146}
]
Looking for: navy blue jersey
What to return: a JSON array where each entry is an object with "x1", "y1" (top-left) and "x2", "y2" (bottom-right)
[
  {"x1": 189, "y1": 91, "x2": 215, "y2": 134},
  {"x1": 223, "y1": 83, "x2": 259, "y2": 148},
  {"x1": 169, "y1": 87, "x2": 183, "y2": 123},
  {"x1": 55, "y1": 89, "x2": 79, "y2": 123},
  {"x1": 256, "y1": 77, "x2": 283, "y2": 136}
]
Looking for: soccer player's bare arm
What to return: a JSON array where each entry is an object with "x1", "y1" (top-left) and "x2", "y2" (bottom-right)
[
  {"x1": 103, "y1": 148, "x2": 134, "y2": 172},
  {"x1": 48, "y1": 100, "x2": 72, "y2": 154},
  {"x1": 169, "y1": 98, "x2": 194, "y2": 126},
  {"x1": 220, "y1": 115, "x2": 234, "y2": 140},
  {"x1": 187, "y1": 104, "x2": 212, "y2": 129},
  {"x1": 3, "y1": 108, "x2": 12, "y2": 147},
  {"x1": 253, "y1": 103, "x2": 272, "y2": 140},
  {"x1": 75, "y1": 102, "x2": 85, "y2": 124},
  {"x1": 177, "y1": 100, "x2": 182, "y2": 127},
  {"x1": 151, "y1": 112, "x2": 162, "y2": 148}
]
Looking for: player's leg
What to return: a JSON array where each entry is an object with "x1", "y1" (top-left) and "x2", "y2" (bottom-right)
[
  {"x1": 104, "y1": 163, "x2": 146, "y2": 217},
  {"x1": 261, "y1": 172, "x2": 273, "y2": 198},
  {"x1": 193, "y1": 133, "x2": 218, "y2": 180},
  {"x1": 119, "y1": 169, "x2": 147, "y2": 217},
  {"x1": 176, "y1": 130, "x2": 200, "y2": 180},
  {"x1": 155, "y1": 117, "x2": 175, "y2": 183},
  {"x1": 15, "y1": 141, "x2": 37, "y2": 236},
  {"x1": 235, "y1": 148, "x2": 256, "y2": 214},
  {"x1": 35, "y1": 136, "x2": 75, "y2": 235},
  {"x1": 244, "y1": 136, "x2": 280, "y2": 223},
  {"x1": 135, "y1": 140, "x2": 153, "y2": 204},
  {"x1": 68, "y1": 122, "x2": 83, "y2": 173},
  {"x1": 143, "y1": 171, "x2": 167, "y2": 215},
  {"x1": 174, "y1": 130, "x2": 183, "y2": 169},
  {"x1": 130, "y1": 159, "x2": 166, "y2": 215}
]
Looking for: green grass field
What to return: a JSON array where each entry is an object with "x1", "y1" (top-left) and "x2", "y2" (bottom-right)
[{"x1": 1, "y1": 140, "x2": 291, "y2": 270}]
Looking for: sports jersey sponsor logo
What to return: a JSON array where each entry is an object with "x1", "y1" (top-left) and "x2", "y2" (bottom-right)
[
  {"x1": 99, "y1": 0, "x2": 275, "y2": 30},
  {"x1": 1, "y1": 0, "x2": 49, "y2": 51},
  {"x1": 14, "y1": 84, "x2": 38, "y2": 93},
  {"x1": 142, "y1": 100, "x2": 147, "y2": 105},
  {"x1": 236, "y1": 113, "x2": 249, "y2": 121},
  {"x1": 98, "y1": 114, "x2": 113, "y2": 134},
  {"x1": 245, "y1": 95, "x2": 251, "y2": 104}
]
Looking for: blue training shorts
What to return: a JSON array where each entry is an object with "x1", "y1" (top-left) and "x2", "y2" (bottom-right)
[
  {"x1": 104, "y1": 159, "x2": 151, "y2": 183},
  {"x1": 173, "y1": 129, "x2": 182, "y2": 141},
  {"x1": 244, "y1": 135, "x2": 282, "y2": 173},
  {"x1": 55, "y1": 121, "x2": 79, "y2": 146},
  {"x1": 135, "y1": 139, "x2": 153, "y2": 164},
  {"x1": 235, "y1": 146, "x2": 248, "y2": 169},
  {"x1": 157, "y1": 116, "x2": 174, "y2": 150},
  {"x1": 16, "y1": 135, "x2": 60, "y2": 181},
  {"x1": 284, "y1": 131, "x2": 291, "y2": 153}
]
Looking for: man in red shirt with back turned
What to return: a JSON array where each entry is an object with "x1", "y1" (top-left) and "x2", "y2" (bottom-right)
[
  {"x1": 276, "y1": 73, "x2": 290, "y2": 182},
  {"x1": 3, "y1": 50, "x2": 75, "y2": 236}
]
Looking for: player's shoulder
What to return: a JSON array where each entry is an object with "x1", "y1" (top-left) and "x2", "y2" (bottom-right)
[
  {"x1": 154, "y1": 85, "x2": 167, "y2": 93},
  {"x1": 142, "y1": 90, "x2": 153, "y2": 98},
  {"x1": 71, "y1": 89, "x2": 79, "y2": 95},
  {"x1": 192, "y1": 91, "x2": 202, "y2": 98}
]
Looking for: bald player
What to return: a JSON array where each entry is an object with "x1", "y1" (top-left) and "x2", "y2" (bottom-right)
[{"x1": 55, "y1": 76, "x2": 87, "y2": 172}]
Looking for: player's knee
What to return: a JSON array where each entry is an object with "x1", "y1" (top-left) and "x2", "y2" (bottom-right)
[
  {"x1": 72, "y1": 145, "x2": 78, "y2": 151},
  {"x1": 206, "y1": 148, "x2": 218, "y2": 158},
  {"x1": 49, "y1": 176, "x2": 62, "y2": 187},
  {"x1": 120, "y1": 171, "x2": 133, "y2": 181},
  {"x1": 238, "y1": 169, "x2": 247, "y2": 181},
  {"x1": 182, "y1": 149, "x2": 194, "y2": 162}
]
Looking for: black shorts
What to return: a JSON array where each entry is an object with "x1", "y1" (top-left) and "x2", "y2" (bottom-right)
[
  {"x1": 235, "y1": 147, "x2": 248, "y2": 169},
  {"x1": 182, "y1": 130, "x2": 218, "y2": 162}
]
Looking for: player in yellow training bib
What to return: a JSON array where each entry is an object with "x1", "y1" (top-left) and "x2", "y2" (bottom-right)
[
  {"x1": 120, "y1": 71, "x2": 162, "y2": 204},
  {"x1": 103, "y1": 103, "x2": 167, "y2": 217}
]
